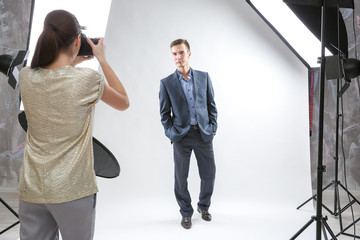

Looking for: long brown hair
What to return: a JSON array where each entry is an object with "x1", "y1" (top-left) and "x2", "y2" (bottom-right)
[{"x1": 31, "y1": 10, "x2": 81, "y2": 69}]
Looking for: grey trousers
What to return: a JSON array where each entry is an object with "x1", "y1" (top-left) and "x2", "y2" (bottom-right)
[
  {"x1": 19, "y1": 194, "x2": 96, "y2": 240},
  {"x1": 173, "y1": 128, "x2": 216, "y2": 217}
]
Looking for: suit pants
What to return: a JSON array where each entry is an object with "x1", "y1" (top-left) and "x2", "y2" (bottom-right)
[
  {"x1": 18, "y1": 194, "x2": 96, "y2": 240},
  {"x1": 173, "y1": 127, "x2": 216, "y2": 217}
]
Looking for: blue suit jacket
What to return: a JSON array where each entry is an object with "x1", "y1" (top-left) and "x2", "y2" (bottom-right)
[{"x1": 159, "y1": 69, "x2": 217, "y2": 143}]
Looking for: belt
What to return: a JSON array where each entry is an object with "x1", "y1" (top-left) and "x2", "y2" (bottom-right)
[{"x1": 190, "y1": 124, "x2": 199, "y2": 130}]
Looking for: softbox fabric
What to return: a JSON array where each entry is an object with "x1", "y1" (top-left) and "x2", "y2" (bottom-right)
[
  {"x1": 18, "y1": 111, "x2": 120, "y2": 178},
  {"x1": 92, "y1": 137, "x2": 120, "y2": 178},
  {"x1": 285, "y1": 3, "x2": 349, "y2": 56}
]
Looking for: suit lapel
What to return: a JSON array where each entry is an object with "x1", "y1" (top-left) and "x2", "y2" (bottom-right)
[
  {"x1": 171, "y1": 71, "x2": 187, "y2": 102},
  {"x1": 192, "y1": 70, "x2": 200, "y2": 99}
]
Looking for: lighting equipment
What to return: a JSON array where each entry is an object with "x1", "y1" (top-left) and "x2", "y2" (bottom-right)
[
  {"x1": 325, "y1": 55, "x2": 360, "y2": 95},
  {"x1": 323, "y1": 54, "x2": 360, "y2": 238},
  {"x1": 248, "y1": 0, "x2": 355, "y2": 238},
  {"x1": 325, "y1": 55, "x2": 360, "y2": 80},
  {"x1": 291, "y1": 4, "x2": 360, "y2": 237},
  {"x1": 283, "y1": 0, "x2": 355, "y2": 239},
  {"x1": 0, "y1": 50, "x2": 28, "y2": 236},
  {"x1": 298, "y1": 55, "x2": 360, "y2": 224},
  {"x1": 343, "y1": 58, "x2": 360, "y2": 78},
  {"x1": 0, "y1": 50, "x2": 28, "y2": 89}
]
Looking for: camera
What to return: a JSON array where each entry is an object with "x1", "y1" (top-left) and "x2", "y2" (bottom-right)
[{"x1": 78, "y1": 33, "x2": 98, "y2": 56}]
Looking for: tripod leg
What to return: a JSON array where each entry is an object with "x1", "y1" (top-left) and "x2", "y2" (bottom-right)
[
  {"x1": 322, "y1": 202, "x2": 335, "y2": 216},
  {"x1": 297, "y1": 196, "x2": 316, "y2": 210},
  {"x1": 338, "y1": 182, "x2": 360, "y2": 205},
  {"x1": 0, "y1": 197, "x2": 20, "y2": 235},
  {"x1": 337, "y1": 217, "x2": 360, "y2": 239},
  {"x1": 335, "y1": 184, "x2": 344, "y2": 230},
  {"x1": 322, "y1": 218, "x2": 338, "y2": 240},
  {"x1": 0, "y1": 197, "x2": 19, "y2": 218},
  {"x1": 322, "y1": 223, "x2": 329, "y2": 240},
  {"x1": 297, "y1": 182, "x2": 334, "y2": 210},
  {"x1": 0, "y1": 221, "x2": 20, "y2": 235},
  {"x1": 333, "y1": 181, "x2": 339, "y2": 216},
  {"x1": 290, "y1": 218, "x2": 315, "y2": 240}
]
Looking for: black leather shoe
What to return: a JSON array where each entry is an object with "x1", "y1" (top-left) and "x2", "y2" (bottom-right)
[
  {"x1": 197, "y1": 207, "x2": 212, "y2": 221},
  {"x1": 181, "y1": 216, "x2": 192, "y2": 229}
]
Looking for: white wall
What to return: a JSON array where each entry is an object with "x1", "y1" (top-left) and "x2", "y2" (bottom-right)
[
  {"x1": 93, "y1": 0, "x2": 312, "y2": 209},
  {"x1": 28, "y1": 0, "x2": 112, "y2": 70}
]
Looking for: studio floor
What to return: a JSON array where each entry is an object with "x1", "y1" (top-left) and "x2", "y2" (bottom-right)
[{"x1": 2, "y1": 191, "x2": 360, "y2": 240}]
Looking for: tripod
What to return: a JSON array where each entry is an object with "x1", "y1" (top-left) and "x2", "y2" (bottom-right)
[
  {"x1": 297, "y1": 75, "x2": 360, "y2": 234},
  {"x1": 288, "y1": 0, "x2": 351, "y2": 238},
  {"x1": 291, "y1": 21, "x2": 337, "y2": 240},
  {"x1": 0, "y1": 197, "x2": 19, "y2": 235},
  {"x1": 294, "y1": 0, "x2": 360, "y2": 237}
]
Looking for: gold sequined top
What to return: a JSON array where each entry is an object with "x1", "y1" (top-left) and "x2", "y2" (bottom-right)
[{"x1": 18, "y1": 66, "x2": 104, "y2": 204}]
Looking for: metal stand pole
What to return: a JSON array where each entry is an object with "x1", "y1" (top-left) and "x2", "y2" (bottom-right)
[{"x1": 291, "y1": 1, "x2": 337, "y2": 239}]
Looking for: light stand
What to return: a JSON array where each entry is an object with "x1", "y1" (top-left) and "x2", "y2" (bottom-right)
[
  {"x1": 0, "y1": 50, "x2": 28, "y2": 235},
  {"x1": 328, "y1": 55, "x2": 360, "y2": 239},
  {"x1": 248, "y1": 0, "x2": 355, "y2": 238},
  {"x1": 324, "y1": 55, "x2": 360, "y2": 238},
  {"x1": 295, "y1": 7, "x2": 360, "y2": 238},
  {"x1": 285, "y1": 0, "x2": 355, "y2": 238},
  {"x1": 290, "y1": 2, "x2": 336, "y2": 239}
]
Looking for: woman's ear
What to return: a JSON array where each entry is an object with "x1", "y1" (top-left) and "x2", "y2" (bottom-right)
[
  {"x1": 74, "y1": 34, "x2": 81, "y2": 49},
  {"x1": 72, "y1": 34, "x2": 81, "y2": 56}
]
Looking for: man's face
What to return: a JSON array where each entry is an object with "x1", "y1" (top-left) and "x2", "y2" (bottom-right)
[{"x1": 171, "y1": 44, "x2": 191, "y2": 69}]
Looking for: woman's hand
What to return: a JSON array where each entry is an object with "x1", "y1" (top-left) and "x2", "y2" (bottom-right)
[{"x1": 87, "y1": 37, "x2": 106, "y2": 63}]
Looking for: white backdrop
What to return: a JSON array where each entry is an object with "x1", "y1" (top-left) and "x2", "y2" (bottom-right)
[
  {"x1": 20, "y1": 0, "x2": 317, "y2": 238},
  {"x1": 93, "y1": 0, "x2": 312, "y2": 210}
]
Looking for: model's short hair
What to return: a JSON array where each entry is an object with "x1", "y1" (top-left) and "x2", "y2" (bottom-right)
[{"x1": 170, "y1": 39, "x2": 190, "y2": 52}]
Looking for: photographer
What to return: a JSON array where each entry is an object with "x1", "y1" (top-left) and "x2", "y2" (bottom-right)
[{"x1": 18, "y1": 9, "x2": 129, "y2": 240}]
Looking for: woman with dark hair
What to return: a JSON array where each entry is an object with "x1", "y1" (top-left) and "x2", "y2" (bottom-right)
[{"x1": 18, "y1": 9, "x2": 129, "y2": 240}]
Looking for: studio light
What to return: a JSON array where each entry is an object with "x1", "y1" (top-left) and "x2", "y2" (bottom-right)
[
  {"x1": 0, "y1": 50, "x2": 28, "y2": 89},
  {"x1": 343, "y1": 58, "x2": 360, "y2": 79},
  {"x1": 280, "y1": 0, "x2": 356, "y2": 239},
  {"x1": 325, "y1": 55, "x2": 360, "y2": 79},
  {"x1": 325, "y1": 55, "x2": 360, "y2": 96}
]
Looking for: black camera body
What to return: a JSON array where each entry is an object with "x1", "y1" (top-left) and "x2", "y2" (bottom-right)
[{"x1": 78, "y1": 33, "x2": 98, "y2": 56}]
